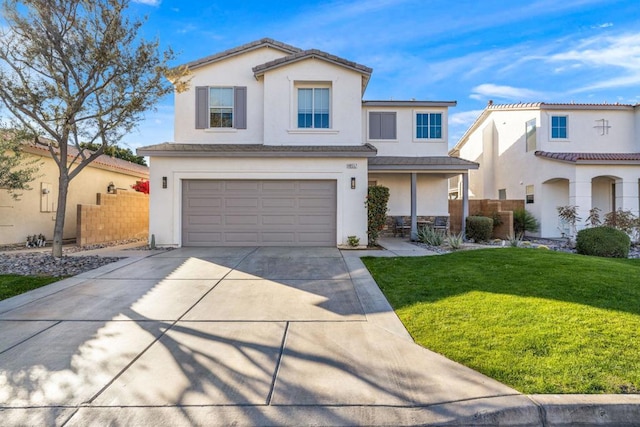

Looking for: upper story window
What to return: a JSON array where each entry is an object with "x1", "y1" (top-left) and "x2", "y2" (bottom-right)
[
  {"x1": 298, "y1": 87, "x2": 330, "y2": 129},
  {"x1": 525, "y1": 118, "x2": 536, "y2": 151},
  {"x1": 551, "y1": 115, "x2": 568, "y2": 139},
  {"x1": 195, "y1": 86, "x2": 247, "y2": 130},
  {"x1": 416, "y1": 112, "x2": 442, "y2": 139},
  {"x1": 209, "y1": 87, "x2": 234, "y2": 128},
  {"x1": 369, "y1": 112, "x2": 396, "y2": 140}
]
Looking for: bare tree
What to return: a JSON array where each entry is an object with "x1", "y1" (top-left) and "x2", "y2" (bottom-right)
[{"x1": 0, "y1": 0, "x2": 188, "y2": 256}]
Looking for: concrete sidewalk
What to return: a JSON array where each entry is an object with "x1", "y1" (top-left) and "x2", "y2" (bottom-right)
[{"x1": 0, "y1": 243, "x2": 638, "y2": 426}]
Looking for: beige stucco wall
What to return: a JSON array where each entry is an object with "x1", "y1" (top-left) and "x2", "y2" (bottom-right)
[
  {"x1": 363, "y1": 106, "x2": 450, "y2": 157},
  {"x1": 262, "y1": 58, "x2": 364, "y2": 146},
  {"x1": 0, "y1": 152, "x2": 148, "y2": 245},
  {"x1": 368, "y1": 173, "x2": 449, "y2": 217},
  {"x1": 147, "y1": 155, "x2": 369, "y2": 247},
  {"x1": 174, "y1": 46, "x2": 290, "y2": 144}
]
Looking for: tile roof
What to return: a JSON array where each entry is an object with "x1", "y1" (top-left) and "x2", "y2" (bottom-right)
[
  {"x1": 137, "y1": 143, "x2": 377, "y2": 158},
  {"x1": 25, "y1": 139, "x2": 149, "y2": 176},
  {"x1": 181, "y1": 38, "x2": 302, "y2": 70},
  {"x1": 369, "y1": 156, "x2": 479, "y2": 170},
  {"x1": 363, "y1": 100, "x2": 457, "y2": 107},
  {"x1": 253, "y1": 49, "x2": 372, "y2": 76},
  {"x1": 487, "y1": 102, "x2": 634, "y2": 111},
  {"x1": 535, "y1": 151, "x2": 640, "y2": 163}
]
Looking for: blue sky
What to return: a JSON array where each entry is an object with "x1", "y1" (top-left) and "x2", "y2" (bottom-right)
[{"x1": 123, "y1": 0, "x2": 640, "y2": 150}]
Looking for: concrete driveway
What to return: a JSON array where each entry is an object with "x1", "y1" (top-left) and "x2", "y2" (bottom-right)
[{"x1": 1, "y1": 246, "x2": 634, "y2": 426}]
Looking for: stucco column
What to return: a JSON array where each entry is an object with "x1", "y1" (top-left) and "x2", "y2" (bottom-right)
[
  {"x1": 462, "y1": 173, "x2": 469, "y2": 237},
  {"x1": 569, "y1": 179, "x2": 591, "y2": 232},
  {"x1": 618, "y1": 179, "x2": 639, "y2": 217},
  {"x1": 411, "y1": 172, "x2": 418, "y2": 240}
]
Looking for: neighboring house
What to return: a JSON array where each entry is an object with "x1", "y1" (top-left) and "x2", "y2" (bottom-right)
[
  {"x1": 0, "y1": 141, "x2": 149, "y2": 245},
  {"x1": 451, "y1": 101, "x2": 640, "y2": 237},
  {"x1": 138, "y1": 38, "x2": 477, "y2": 247}
]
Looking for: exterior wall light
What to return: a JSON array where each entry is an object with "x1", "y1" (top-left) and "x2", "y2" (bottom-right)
[
  {"x1": 351, "y1": 177, "x2": 356, "y2": 189},
  {"x1": 107, "y1": 182, "x2": 115, "y2": 193},
  {"x1": 162, "y1": 176, "x2": 167, "y2": 189}
]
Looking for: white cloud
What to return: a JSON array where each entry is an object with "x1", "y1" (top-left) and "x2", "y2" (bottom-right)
[
  {"x1": 132, "y1": 0, "x2": 161, "y2": 6},
  {"x1": 592, "y1": 22, "x2": 613, "y2": 29},
  {"x1": 470, "y1": 84, "x2": 545, "y2": 101},
  {"x1": 547, "y1": 32, "x2": 640, "y2": 92},
  {"x1": 450, "y1": 109, "x2": 485, "y2": 126}
]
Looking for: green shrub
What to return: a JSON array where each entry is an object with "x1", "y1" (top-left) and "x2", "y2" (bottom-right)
[
  {"x1": 365, "y1": 185, "x2": 389, "y2": 246},
  {"x1": 418, "y1": 226, "x2": 445, "y2": 246},
  {"x1": 576, "y1": 226, "x2": 630, "y2": 258},
  {"x1": 513, "y1": 208, "x2": 539, "y2": 235},
  {"x1": 466, "y1": 216, "x2": 493, "y2": 242}
]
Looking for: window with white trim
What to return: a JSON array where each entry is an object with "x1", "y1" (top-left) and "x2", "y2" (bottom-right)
[
  {"x1": 298, "y1": 87, "x2": 330, "y2": 128},
  {"x1": 209, "y1": 87, "x2": 234, "y2": 128},
  {"x1": 551, "y1": 115, "x2": 567, "y2": 139},
  {"x1": 416, "y1": 112, "x2": 442, "y2": 139},
  {"x1": 526, "y1": 185, "x2": 534, "y2": 204},
  {"x1": 195, "y1": 86, "x2": 246, "y2": 130}
]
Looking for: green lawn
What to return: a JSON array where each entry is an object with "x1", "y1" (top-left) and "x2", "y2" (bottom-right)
[
  {"x1": 0, "y1": 275, "x2": 61, "y2": 301},
  {"x1": 362, "y1": 248, "x2": 640, "y2": 394}
]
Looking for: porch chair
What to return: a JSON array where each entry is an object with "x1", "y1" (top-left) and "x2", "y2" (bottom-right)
[
  {"x1": 393, "y1": 216, "x2": 411, "y2": 237},
  {"x1": 433, "y1": 216, "x2": 448, "y2": 232}
]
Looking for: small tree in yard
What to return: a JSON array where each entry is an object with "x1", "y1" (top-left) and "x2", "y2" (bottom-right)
[{"x1": 0, "y1": 0, "x2": 189, "y2": 257}]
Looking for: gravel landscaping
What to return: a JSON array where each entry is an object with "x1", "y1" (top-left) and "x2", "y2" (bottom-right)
[
  {"x1": 415, "y1": 237, "x2": 640, "y2": 258},
  {"x1": 0, "y1": 239, "x2": 151, "y2": 277},
  {"x1": 0, "y1": 252, "x2": 123, "y2": 277}
]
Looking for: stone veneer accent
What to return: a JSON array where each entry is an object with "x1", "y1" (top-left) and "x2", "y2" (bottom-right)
[{"x1": 76, "y1": 190, "x2": 149, "y2": 246}]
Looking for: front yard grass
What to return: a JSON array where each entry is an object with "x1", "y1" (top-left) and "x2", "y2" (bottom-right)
[
  {"x1": 362, "y1": 248, "x2": 640, "y2": 394},
  {"x1": 0, "y1": 275, "x2": 60, "y2": 301}
]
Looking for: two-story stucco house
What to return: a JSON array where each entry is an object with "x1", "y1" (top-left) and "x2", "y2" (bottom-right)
[
  {"x1": 138, "y1": 38, "x2": 477, "y2": 247},
  {"x1": 451, "y1": 101, "x2": 640, "y2": 237}
]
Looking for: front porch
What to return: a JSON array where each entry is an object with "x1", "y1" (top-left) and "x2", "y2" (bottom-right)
[{"x1": 368, "y1": 156, "x2": 478, "y2": 240}]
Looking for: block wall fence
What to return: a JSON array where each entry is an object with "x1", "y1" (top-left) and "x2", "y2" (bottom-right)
[
  {"x1": 77, "y1": 190, "x2": 149, "y2": 246},
  {"x1": 449, "y1": 199, "x2": 524, "y2": 238}
]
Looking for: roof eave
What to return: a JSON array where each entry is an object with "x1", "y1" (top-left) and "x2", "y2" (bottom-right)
[
  {"x1": 363, "y1": 100, "x2": 457, "y2": 108},
  {"x1": 368, "y1": 164, "x2": 479, "y2": 171},
  {"x1": 182, "y1": 38, "x2": 301, "y2": 70}
]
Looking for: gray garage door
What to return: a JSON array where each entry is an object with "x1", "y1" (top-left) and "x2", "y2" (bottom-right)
[{"x1": 182, "y1": 180, "x2": 337, "y2": 246}]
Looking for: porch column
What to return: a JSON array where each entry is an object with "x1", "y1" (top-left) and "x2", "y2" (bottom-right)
[
  {"x1": 618, "y1": 178, "x2": 640, "y2": 217},
  {"x1": 462, "y1": 172, "x2": 469, "y2": 237},
  {"x1": 569, "y1": 178, "x2": 591, "y2": 233},
  {"x1": 411, "y1": 172, "x2": 418, "y2": 240}
]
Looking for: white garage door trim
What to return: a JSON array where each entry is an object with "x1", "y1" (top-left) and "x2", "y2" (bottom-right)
[{"x1": 182, "y1": 179, "x2": 337, "y2": 246}]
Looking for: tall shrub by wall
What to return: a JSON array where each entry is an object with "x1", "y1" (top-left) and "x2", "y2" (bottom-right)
[{"x1": 366, "y1": 185, "x2": 389, "y2": 246}]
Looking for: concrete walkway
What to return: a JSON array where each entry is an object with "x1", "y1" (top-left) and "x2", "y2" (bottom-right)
[{"x1": 0, "y1": 243, "x2": 638, "y2": 426}]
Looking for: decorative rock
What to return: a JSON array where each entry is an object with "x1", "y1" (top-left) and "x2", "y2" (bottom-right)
[{"x1": 0, "y1": 252, "x2": 122, "y2": 277}]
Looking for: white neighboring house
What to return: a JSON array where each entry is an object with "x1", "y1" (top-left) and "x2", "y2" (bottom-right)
[
  {"x1": 451, "y1": 101, "x2": 640, "y2": 238},
  {"x1": 138, "y1": 38, "x2": 477, "y2": 247}
]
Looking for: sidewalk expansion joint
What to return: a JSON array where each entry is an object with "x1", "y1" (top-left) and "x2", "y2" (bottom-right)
[{"x1": 266, "y1": 321, "x2": 289, "y2": 406}]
